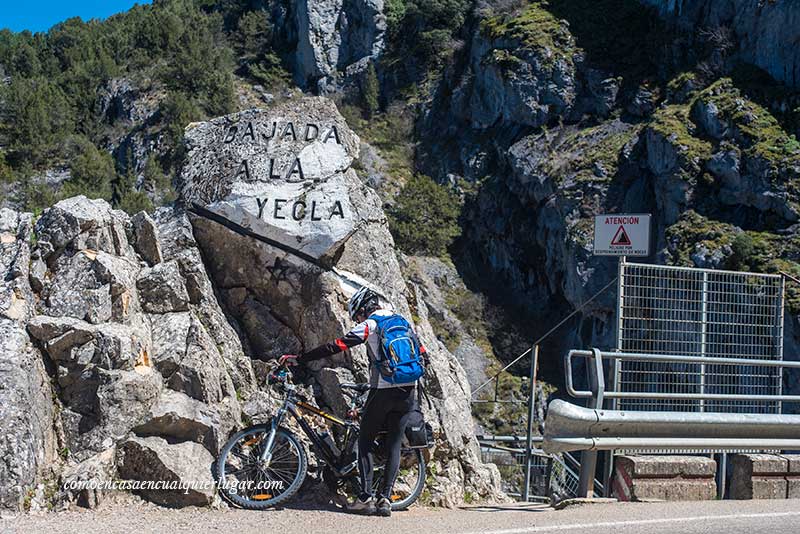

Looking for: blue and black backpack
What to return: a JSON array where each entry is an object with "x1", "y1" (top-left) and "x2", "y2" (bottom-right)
[{"x1": 370, "y1": 313, "x2": 425, "y2": 384}]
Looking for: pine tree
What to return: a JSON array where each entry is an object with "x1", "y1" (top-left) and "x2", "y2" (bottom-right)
[{"x1": 362, "y1": 62, "x2": 380, "y2": 119}]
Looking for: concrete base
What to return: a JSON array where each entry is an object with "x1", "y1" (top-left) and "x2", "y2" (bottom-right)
[
  {"x1": 730, "y1": 454, "x2": 800, "y2": 500},
  {"x1": 612, "y1": 455, "x2": 717, "y2": 502}
]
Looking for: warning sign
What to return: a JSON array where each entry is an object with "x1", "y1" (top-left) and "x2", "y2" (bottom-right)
[
  {"x1": 610, "y1": 225, "x2": 631, "y2": 246},
  {"x1": 593, "y1": 214, "x2": 650, "y2": 256}
]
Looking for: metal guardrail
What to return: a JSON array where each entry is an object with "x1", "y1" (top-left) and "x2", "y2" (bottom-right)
[
  {"x1": 555, "y1": 347, "x2": 800, "y2": 497},
  {"x1": 543, "y1": 399, "x2": 800, "y2": 453},
  {"x1": 566, "y1": 348, "x2": 800, "y2": 403}
]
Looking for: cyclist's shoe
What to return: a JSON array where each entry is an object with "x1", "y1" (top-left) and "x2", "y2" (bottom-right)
[
  {"x1": 376, "y1": 497, "x2": 391, "y2": 517},
  {"x1": 348, "y1": 495, "x2": 375, "y2": 515}
]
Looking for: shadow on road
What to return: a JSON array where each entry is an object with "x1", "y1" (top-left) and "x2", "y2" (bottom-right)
[{"x1": 460, "y1": 503, "x2": 552, "y2": 514}]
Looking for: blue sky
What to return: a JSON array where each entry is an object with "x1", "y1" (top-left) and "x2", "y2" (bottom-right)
[{"x1": 1, "y1": 1, "x2": 152, "y2": 33}]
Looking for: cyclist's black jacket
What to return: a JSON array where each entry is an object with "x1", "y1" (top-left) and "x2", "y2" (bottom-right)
[{"x1": 297, "y1": 308, "x2": 427, "y2": 389}]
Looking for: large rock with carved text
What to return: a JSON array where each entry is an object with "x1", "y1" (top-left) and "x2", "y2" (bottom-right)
[
  {"x1": 180, "y1": 98, "x2": 362, "y2": 261},
  {"x1": 180, "y1": 96, "x2": 506, "y2": 505}
]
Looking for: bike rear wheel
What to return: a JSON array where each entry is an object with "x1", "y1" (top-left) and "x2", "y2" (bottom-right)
[
  {"x1": 216, "y1": 425, "x2": 307, "y2": 509},
  {"x1": 371, "y1": 446, "x2": 426, "y2": 511}
]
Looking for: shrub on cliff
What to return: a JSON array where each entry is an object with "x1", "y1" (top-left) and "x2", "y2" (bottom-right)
[
  {"x1": 61, "y1": 138, "x2": 115, "y2": 201},
  {"x1": 388, "y1": 174, "x2": 462, "y2": 256}
]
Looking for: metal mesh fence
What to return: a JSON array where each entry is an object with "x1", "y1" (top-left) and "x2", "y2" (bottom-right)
[
  {"x1": 478, "y1": 444, "x2": 581, "y2": 501},
  {"x1": 616, "y1": 262, "x2": 785, "y2": 413}
]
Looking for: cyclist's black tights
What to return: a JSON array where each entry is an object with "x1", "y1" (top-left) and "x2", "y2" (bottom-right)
[{"x1": 357, "y1": 386, "x2": 415, "y2": 500}]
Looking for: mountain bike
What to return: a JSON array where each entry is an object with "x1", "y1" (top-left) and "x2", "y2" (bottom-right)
[{"x1": 215, "y1": 362, "x2": 426, "y2": 510}]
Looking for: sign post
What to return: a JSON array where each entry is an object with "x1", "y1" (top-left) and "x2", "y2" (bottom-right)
[{"x1": 584, "y1": 213, "x2": 651, "y2": 497}]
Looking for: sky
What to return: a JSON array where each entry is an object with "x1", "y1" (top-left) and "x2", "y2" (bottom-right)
[{"x1": 1, "y1": 1, "x2": 152, "y2": 33}]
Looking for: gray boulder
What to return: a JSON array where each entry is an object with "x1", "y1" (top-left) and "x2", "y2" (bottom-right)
[
  {"x1": 131, "y1": 211, "x2": 163, "y2": 266},
  {"x1": 133, "y1": 389, "x2": 232, "y2": 454},
  {"x1": 34, "y1": 196, "x2": 130, "y2": 258},
  {"x1": 136, "y1": 261, "x2": 190, "y2": 314},
  {"x1": 117, "y1": 436, "x2": 216, "y2": 507},
  {"x1": 180, "y1": 101, "x2": 361, "y2": 261},
  {"x1": 692, "y1": 99, "x2": 729, "y2": 140}
]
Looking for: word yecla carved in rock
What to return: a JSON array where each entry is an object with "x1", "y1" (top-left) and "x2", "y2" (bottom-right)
[{"x1": 255, "y1": 197, "x2": 346, "y2": 221}]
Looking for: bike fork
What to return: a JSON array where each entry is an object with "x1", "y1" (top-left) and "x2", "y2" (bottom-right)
[{"x1": 258, "y1": 406, "x2": 287, "y2": 465}]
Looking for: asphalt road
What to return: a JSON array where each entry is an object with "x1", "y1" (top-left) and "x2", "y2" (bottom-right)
[{"x1": 4, "y1": 497, "x2": 800, "y2": 534}]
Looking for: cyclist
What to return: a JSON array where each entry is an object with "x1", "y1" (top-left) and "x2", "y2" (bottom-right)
[{"x1": 279, "y1": 286, "x2": 427, "y2": 517}]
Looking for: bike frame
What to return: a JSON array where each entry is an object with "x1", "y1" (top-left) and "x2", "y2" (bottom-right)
[{"x1": 259, "y1": 383, "x2": 361, "y2": 472}]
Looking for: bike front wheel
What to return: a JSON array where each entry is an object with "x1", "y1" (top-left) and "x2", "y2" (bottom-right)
[{"x1": 216, "y1": 425, "x2": 307, "y2": 509}]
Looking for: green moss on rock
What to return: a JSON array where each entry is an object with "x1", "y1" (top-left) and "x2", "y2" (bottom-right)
[
  {"x1": 665, "y1": 210, "x2": 736, "y2": 266},
  {"x1": 699, "y1": 78, "x2": 800, "y2": 168},
  {"x1": 481, "y1": 1, "x2": 574, "y2": 67},
  {"x1": 650, "y1": 104, "x2": 714, "y2": 168}
]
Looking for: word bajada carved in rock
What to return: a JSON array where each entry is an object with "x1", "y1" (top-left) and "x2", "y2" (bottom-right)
[{"x1": 222, "y1": 120, "x2": 342, "y2": 146}]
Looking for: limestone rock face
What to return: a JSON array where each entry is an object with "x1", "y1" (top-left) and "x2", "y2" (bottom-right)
[
  {"x1": 419, "y1": 3, "x2": 800, "y2": 385},
  {"x1": 181, "y1": 96, "x2": 505, "y2": 504},
  {"x1": 419, "y1": 17, "x2": 620, "y2": 183},
  {"x1": 402, "y1": 256, "x2": 491, "y2": 392},
  {"x1": 0, "y1": 209, "x2": 57, "y2": 512},
  {"x1": 290, "y1": 0, "x2": 386, "y2": 91},
  {"x1": 459, "y1": 31, "x2": 578, "y2": 130},
  {"x1": 0, "y1": 196, "x2": 256, "y2": 511},
  {"x1": 639, "y1": 0, "x2": 800, "y2": 89}
]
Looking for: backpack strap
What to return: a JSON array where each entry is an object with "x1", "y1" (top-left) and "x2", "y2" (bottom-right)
[
  {"x1": 368, "y1": 312, "x2": 387, "y2": 362},
  {"x1": 417, "y1": 378, "x2": 433, "y2": 410}
]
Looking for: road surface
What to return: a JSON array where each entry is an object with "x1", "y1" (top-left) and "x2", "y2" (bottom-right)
[{"x1": 4, "y1": 497, "x2": 800, "y2": 534}]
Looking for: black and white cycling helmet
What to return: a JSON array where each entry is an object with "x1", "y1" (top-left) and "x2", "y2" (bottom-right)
[{"x1": 348, "y1": 286, "x2": 381, "y2": 321}]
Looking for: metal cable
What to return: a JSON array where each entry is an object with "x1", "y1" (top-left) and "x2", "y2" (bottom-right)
[{"x1": 471, "y1": 277, "x2": 619, "y2": 397}]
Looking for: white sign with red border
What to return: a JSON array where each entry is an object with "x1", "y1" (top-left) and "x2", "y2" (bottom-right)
[{"x1": 593, "y1": 214, "x2": 651, "y2": 256}]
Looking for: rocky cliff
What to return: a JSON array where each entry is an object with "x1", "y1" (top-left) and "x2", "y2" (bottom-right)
[
  {"x1": 639, "y1": 0, "x2": 800, "y2": 89},
  {"x1": 418, "y1": 0, "x2": 800, "y2": 383},
  {"x1": 0, "y1": 96, "x2": 503, "y2": 512},
  {"x1": 273, "y1": 0, "x2": 386, "y2": 92},
  {"x1": 180, "y1": 96, "x2": 503, "y2": 505}
]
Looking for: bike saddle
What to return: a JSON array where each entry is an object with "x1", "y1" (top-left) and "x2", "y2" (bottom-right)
[{"x1": 340, "y1": 383, "x2": 370, "y2": 393}]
